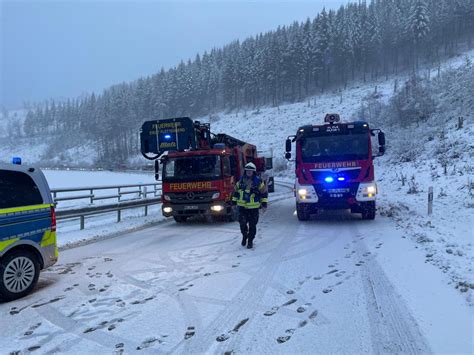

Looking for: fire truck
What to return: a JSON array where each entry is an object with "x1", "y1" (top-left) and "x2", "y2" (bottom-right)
[
  {"x1": 140, "y1": 117, "x2": 267, "y2": 222},
  {"x1": 285, "y1": 114, "x2": 386, "y2": 220}
]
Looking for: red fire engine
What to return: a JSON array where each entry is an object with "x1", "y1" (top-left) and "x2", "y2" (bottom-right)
[
  {"x1": 285, "y1": 114, "x2": 386, "y2": 220},
  {"x1": 140, "y1": 117, "x2": 268, "y2": 222}
]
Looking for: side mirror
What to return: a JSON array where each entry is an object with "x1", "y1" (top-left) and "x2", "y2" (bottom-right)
[
  {"x1": 154, "y1": 160, "x2": 160, "y2": 181},
  {"x1": 378, "y1": 131, "x2": 386, "y2": 146},
  {"x1": 285, "y1": 139, "x2": 292, "y2": 153},
  {"x1": 285, "y1": 152, "x2": 291, "y2": 160},
  {"x1": 379, "y1": 146, "x2": 386, "y2": 155}
]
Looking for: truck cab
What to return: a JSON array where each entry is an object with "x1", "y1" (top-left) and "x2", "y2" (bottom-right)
[
  {"x1": 160, "y1": 146, "x2": 243, "y2": 222},
  {"x1": 285, "y1": 114, "x2": 386, "y2": 220}
]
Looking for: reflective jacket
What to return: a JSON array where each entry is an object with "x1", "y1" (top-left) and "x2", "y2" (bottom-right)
[{"x1": 232, "y1": 175, "x2": 268, "y2": 209}]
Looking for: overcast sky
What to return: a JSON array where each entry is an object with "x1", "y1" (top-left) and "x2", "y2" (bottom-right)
[{"x1": 1, "y1": 0, "x2": 347, "y2": 109}]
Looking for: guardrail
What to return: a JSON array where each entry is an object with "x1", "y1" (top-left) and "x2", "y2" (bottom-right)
[
  {"x1": 56, "y1": 197, "x2": 162, "y2": 230},
  {"x1": 51, "y1": 183, "x2": 162, "y2": 206},
  {"x1": 53, "y1": 180, "x2": 293, "y2": 231}
]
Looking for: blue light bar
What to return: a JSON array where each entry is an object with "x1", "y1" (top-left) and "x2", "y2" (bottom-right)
[
  {"x1": 12, "y1": 157, "x2": 22, "y2": 165},
  {"x1": 324, "y1": 176, "x2": 334, "y2": 183},
  {"x1": 164, "y1": 134, "x2": 172, "y2": 140},
  {"x1": 337, "y1": 177, "x2": 345, "y2": 181}
]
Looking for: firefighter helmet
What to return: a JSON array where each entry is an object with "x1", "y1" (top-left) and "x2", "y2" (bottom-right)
[{"x1": 244, "y1": 162, "x2": 257, "y2": 171}]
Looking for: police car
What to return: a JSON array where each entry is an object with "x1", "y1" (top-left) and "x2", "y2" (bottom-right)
[{"x1": 0, "y1": 158, "x2": 58, "y2": 301}]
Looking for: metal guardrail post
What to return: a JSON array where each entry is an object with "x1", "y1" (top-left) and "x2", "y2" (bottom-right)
[
  {"x1": 428, "y1": 186, "x2": 433, "y2": 215},
  {"x1": 80, "y1": 215, "x2": 85, "y2": 230},
  {"x1": 117, "y1": 209, "x2": 121, "y2": 222},
  {"x1": 145, "y1": 205, "x2": 148, "y2": 216},
  {"x1": 118, "y1": 187, "x2": 121, "y2": 202},
  {"x1": 90, "y1": 189, "x2": 94, "y2": 204}
]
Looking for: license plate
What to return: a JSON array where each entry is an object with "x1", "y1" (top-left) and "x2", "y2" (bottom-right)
[
  {"x1": 184, "y1": 205, "x2": 199, "y2": 210},
  {"x1": 328, "y1": 188, "x2": 349, "y2": 193}
]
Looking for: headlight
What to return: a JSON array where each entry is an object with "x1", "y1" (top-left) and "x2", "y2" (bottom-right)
[
  {"x1": 359, "y1": 183, "x2": 377, "y2": 197},
  {"x1": 211, "y1": 205, "x2": 224, "y2": 212},
  {"x1": 367, "y1": 185, "x2": 376, "y2": 194},
  {"x1": 163, "y1": 207, "x2": 173, "y2": 213},
  {"x1": 212, "y1": 192, "x2": 220, "y2": 199},
  {"x1": 163, "y1": 194, "x2": 171, "y2": 201},
  {"x1": 298, "y1": 188, "x2": 308, "y2": 197}
]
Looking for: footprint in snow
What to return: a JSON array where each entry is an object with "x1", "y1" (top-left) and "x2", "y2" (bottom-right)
[
  {"x1": 281, "y1": 299, "x2": 297, "y2": 306},
  {"x1": 31, "y1": 296, "x2": 65, "y2": 309},
  {"x1": 216, "y1": 318, "x2": 249, "y2": 342},
  {"x1": 131, "y1": 296, "x2": 155, "y2": 305},
  {"x1": 184, "y1": 326, "x2": 195, "y2": 339},
  {"x1": 276, "y1": 329, "x2": 295, "y2": 344},
  {"x1": 264, "y1": 307, "x2": 278, "y2": 316},
  {"x1": 136, "y1": 337, "x2": 163, "y2": 350},
  {"x1": 296, "y1": 303, "x2": 311, "y2": 313},
  {"x1": 308, "y1": 310, "x2": 318, "y2": 320},
  {"x1": 23, "y1": 322, "x2": 42, "y2": 337}
]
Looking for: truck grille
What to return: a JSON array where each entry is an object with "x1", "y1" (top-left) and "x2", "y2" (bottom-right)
[
  {"x1": 310, "y1": 168, "x2": 361, "y2": 181},
  {"x1": 167, "y1": 191, "x2": 216, "y2": 204}
]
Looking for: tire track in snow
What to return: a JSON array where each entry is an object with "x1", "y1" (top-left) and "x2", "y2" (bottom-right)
[{"x1": 351, "y1": 225, "x2": 431, "y2": 354}]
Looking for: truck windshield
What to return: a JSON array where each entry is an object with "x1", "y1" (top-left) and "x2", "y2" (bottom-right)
[
  {"x1": 163, "y1": 155, "x2": 221, "y2": 181},
  {"x1": 300, "y1": 134, "x2": 369, "y2": 162}
]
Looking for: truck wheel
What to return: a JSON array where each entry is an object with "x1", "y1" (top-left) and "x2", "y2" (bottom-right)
[
  {"x1": 361, "y1": 201, "x2": 376, "y2": 220},
  {"x1": 268, "y1": 177, "x2": 275, "y2": 193},
  {"x1": 0, "y1": 250, "x2": 40, "y2": 302},
  {"x1": 296, "y1": 203, "x2": 310, "y2": 221},
  {"x1": 174, "y1": 216, "x2": 188, "y2": 223}
]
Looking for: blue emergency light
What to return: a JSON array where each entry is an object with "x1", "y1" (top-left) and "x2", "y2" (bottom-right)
[
  {"x1": 324, "y1": 176, "x2": 334, "y2": 183},
  {"x1": 164, "y1": 134, "x2": 172, "y2": 140},
  {"x1": 337, "y1": 177, "x2": 345, "y2": 181},
  {"x1": 12, "y1": 157, "x2": 22, "y2": 165}
]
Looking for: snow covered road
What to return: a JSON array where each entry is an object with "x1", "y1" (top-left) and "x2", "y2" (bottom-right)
[{"x1": 1, "y1": 188, "x2": 472, "y2": 354}]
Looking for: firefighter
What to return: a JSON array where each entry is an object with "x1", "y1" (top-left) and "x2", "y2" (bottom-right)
[{"x1": 232, "y1": 162, "x2": 268, "y2": 249}]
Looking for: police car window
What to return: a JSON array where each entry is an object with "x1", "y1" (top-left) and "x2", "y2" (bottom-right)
[{"x1": 0, "y1": 170, "x2": 43, "y2": 209}]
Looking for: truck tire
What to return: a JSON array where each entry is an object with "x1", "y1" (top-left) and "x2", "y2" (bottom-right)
[
  {"x1": 0, "y1": 249, "x2": 40, "y2": 302},
  {"x1": 361, "y1": 201, "x2": 376, "y2": 220},
  {"x1": 174, "y1": 216, "x2": 188, "y2": 223},
  {"x1": 268, "y1": 177, "x2": 275, "y2": 193},
  {"x1": 296, "y1": 203, "x2": 310, "y2": 221}
]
